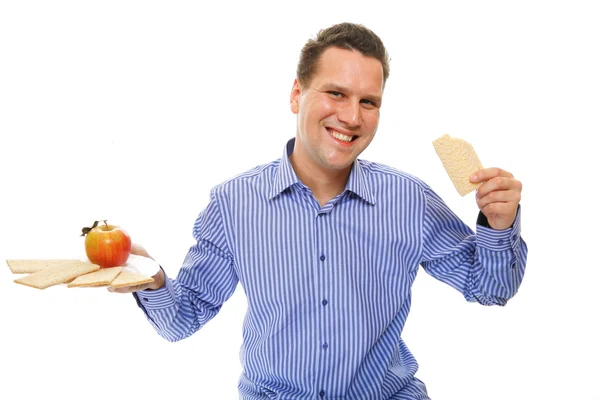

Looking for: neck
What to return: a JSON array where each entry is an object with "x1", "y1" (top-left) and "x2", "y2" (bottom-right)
[{"x1": 289, "y1": 152, "x2": 351, "y2": 207}]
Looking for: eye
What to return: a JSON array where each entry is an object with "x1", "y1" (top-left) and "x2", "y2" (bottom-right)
[
  {"x1": 360, "y1": 99, "x2": 378, "y2": 108},
  {"x1": 328, "y1": 91, "x2": 343, "y2": 97}
]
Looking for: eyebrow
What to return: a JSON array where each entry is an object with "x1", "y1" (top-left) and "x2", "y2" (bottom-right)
[{"x1": 320, "y1": 83, "x2": 382, "y2": 105}]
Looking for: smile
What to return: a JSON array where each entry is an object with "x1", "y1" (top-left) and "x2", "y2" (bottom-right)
[{"x1": 327, "y1": 128, "x2": 356, "y2": 143}]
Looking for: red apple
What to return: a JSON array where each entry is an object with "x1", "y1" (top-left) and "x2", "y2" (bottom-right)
[{"x1": 81, "y1": 220, "x2": 131, "y2": 268}]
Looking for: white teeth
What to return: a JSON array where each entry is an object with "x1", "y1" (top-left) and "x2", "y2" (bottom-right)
[{"x1": 329, "y1": 130, "x2": 353, "y2": 142}]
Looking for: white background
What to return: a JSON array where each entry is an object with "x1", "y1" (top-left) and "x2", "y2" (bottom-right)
[{"x1": 1, "y1": 1, "x2": 598, "y2": 399}]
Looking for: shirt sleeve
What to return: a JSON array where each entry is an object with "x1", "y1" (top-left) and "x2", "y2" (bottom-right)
[
  {"x1": 133, "y1": 189, "x2": 238, "y2": 341},
  {"x1": 420, "y1": 187, "x2": 528, "y2": 306}
]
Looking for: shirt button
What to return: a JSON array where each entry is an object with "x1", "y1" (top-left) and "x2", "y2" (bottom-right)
[
  {"x1": 322, "y1": 343, "x2": 328, "y2": 350},
  {"x1": 497, "y1": 239, "x2": 504, "y2": 245},
  {"x1": 142, "y1": 298, "x2": 149, "y2": 302},
  {"x1": 320, "y1": 254, "x2": 326, "y2": 261},
  {"x1": 320, "y1": 390, "x2": 325, "y2": 397},
  {"x1": 322, "y1": 299, "x2": 328, "y2": 306}
]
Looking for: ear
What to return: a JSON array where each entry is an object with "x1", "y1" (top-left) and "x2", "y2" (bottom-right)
[{"x1": 290, "y1": 79, "x2": 301, "y2": 114}]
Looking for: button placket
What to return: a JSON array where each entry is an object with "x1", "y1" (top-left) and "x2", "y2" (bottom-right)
[
  {"x1": 314, "y1": 210, "x2": 326, "y2": 394},
  {"x1": 315, "y1": 211, "x2": 332, "y2": 395}
]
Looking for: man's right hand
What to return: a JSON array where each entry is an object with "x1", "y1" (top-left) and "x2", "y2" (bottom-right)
[{"x1": 108, "y1": 243, "x2": 166, "y2": 293}]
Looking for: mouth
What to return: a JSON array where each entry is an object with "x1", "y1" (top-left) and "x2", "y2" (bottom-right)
[{"x1": 326, "y1": 128, "x2": 357, "y2": 144}]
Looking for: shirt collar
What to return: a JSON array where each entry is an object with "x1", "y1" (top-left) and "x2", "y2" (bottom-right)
[
  {"x1": 345, "y1": 156, "x2": 376, "y2": 205},
  {"x1": 269, "y1": 139, "x2": 301, "y2": 199},
  {"x1": 269, "y1": 138, "x2": 375, "y2": 205}
]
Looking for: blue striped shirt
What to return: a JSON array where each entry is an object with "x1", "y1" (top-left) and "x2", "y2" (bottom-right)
[{"x1": 136, "y1": 139, "x2": 527, "y2": 400}]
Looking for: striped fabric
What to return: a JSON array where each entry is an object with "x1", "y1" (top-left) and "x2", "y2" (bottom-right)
[{"x1": 136, "y1": 139, "x2": 527, "y2": 400}]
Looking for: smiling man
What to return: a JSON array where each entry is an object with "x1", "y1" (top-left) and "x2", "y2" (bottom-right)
[{"x1": 113, "y1": 23, "x2": 528, "y2": 399}]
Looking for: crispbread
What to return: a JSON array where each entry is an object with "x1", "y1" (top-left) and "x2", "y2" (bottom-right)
[
  {"x1": 433, "y1": 134, "x2": 483, "y2": 196},
  {"x1": 6, "y1": 259, "x2": 84, "y2": 274},
  {"x1": 67, "y1": 267, "x2": 124, "y2": 288},
  {"x1": 14, "y1": 261, "x2": 101, "y2": 290},
  {"x1": 109, "y1": 269, "x2": 154, "y2": 288}
]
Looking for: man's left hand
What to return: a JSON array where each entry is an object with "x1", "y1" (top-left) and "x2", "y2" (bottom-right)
[{"x1": 470, "y1": 167, "x2": 522, "y2": 230}]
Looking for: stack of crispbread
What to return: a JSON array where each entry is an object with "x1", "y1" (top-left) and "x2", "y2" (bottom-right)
[{"x1": 6, "y1": 259, "x2": 154, "y2": 290}]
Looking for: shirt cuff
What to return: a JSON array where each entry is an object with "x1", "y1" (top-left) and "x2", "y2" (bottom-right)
[
  {"x1": 133, "y1": 271, "x2": 177, "y2": 311},
  {"x1": 475, "y1": 206, "x2": 522, "y2": 251}
]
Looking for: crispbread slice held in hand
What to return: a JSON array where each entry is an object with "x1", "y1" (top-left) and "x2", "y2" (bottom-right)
[
  {"x1": 109, "y1": 269, "x2": 154, "y2": 288},
  {"x1": 433, "y1": 134, "x2": 483, "y2": 196},
  {"x1": 67, "y1": 267, "x2": 124, "y2": 288},
  {"x1": 6, "y1": 259, "x2": 83, "y2": 274},
  {"x1": 14, "y1": 261, "x2": 101, "y2": 289}
]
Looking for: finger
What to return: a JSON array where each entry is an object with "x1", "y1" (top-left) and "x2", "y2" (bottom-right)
[
  {"x1": 476, "y1": 188, "x2": 521, "y2": 210},
  {"x1": 470, "y1": 167, "x2": 513, "y2": 183},
  {"x1": 476, "y1": 176, "x2": 522, "y2": 199},
  {"x1": 478, "y1": 201, "x2": 518, "y2": 222},
  {"x1": 107, "y1": 283, "x2": 152, "y2": 294}
]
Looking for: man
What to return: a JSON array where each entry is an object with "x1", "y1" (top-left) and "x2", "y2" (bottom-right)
[{"x1": 111, "y1": 23, "x2": 527, "y2": 399}]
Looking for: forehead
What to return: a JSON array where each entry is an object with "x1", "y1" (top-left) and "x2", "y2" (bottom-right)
[{"x1": 311, "y1": 47, "x2": 384, "y2": 95}]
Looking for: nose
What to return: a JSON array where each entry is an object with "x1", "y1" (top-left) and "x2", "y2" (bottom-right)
[{"x1": 337, "y1": 100, "x2": 361, "y2": 128}]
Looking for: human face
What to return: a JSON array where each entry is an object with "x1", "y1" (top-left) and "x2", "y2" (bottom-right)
[{"x1": 290, "y1": 47, "x2": 383, "y2": 174}]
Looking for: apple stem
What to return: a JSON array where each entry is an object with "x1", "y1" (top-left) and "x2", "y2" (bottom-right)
[{"x1": 80, "y1": 220, "x2": 106, "y2": 236}]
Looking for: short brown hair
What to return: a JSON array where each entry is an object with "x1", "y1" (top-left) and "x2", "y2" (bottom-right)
[{"x1": 296, "y1": 22, "x2": 390, "y2": 88}]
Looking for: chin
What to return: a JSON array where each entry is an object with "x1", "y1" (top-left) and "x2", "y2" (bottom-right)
[{"x1": 317, "y1": 149, "x2": 357, "y2": 171}]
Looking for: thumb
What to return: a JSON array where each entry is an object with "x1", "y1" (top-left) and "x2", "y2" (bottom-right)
[{"x1": 130, "y1": 243, "x2": 153, "y2": 259}]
